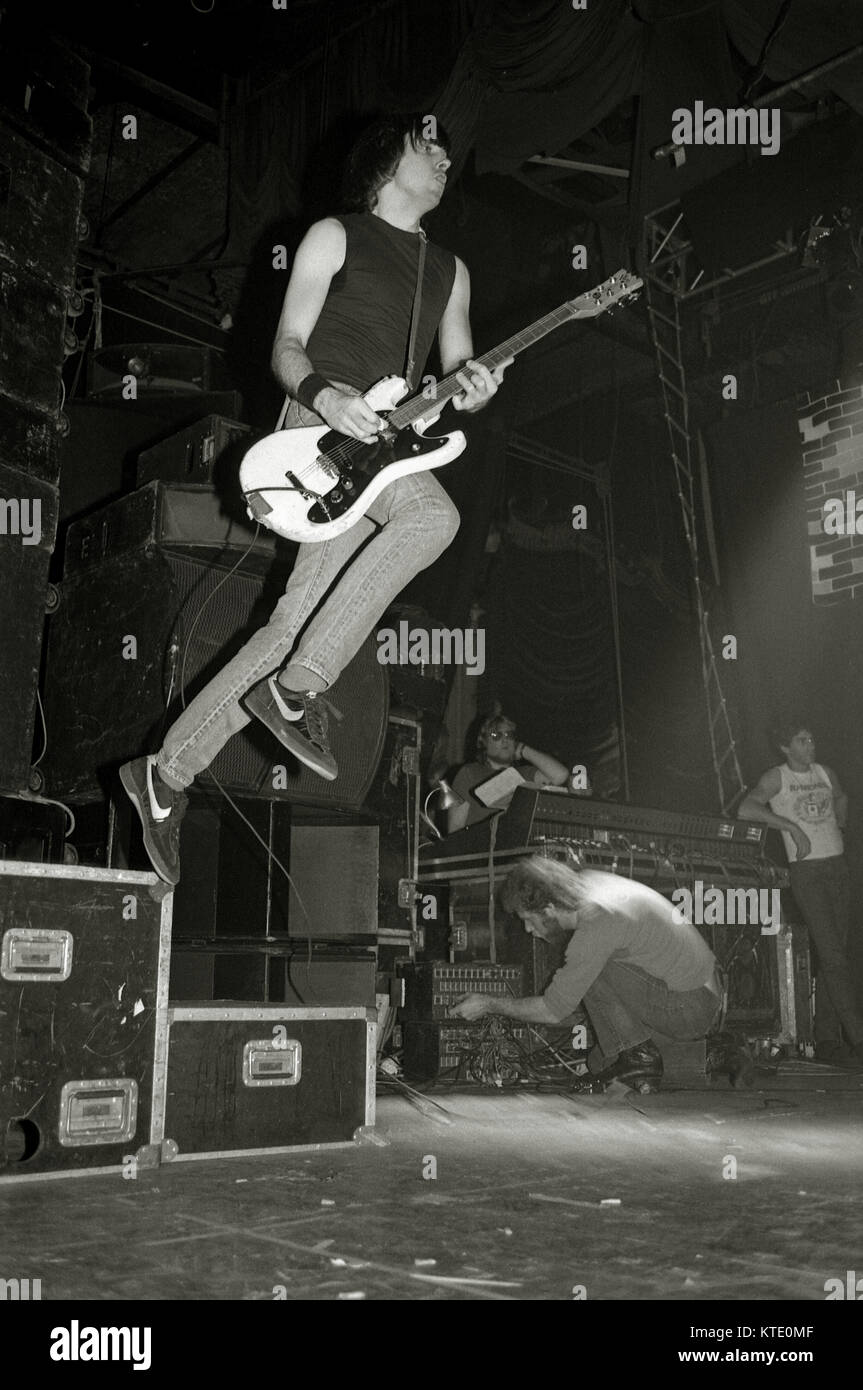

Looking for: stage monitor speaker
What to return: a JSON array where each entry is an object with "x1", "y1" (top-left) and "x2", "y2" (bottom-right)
[
  {"x1": 87, "y1": 343, "x2": 231, "y2": 398},
  {"x1": 41, "y1": 546, "x2": 389, "y2": 808}
]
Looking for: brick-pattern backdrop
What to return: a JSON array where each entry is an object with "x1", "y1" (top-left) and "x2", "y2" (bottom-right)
[{"x1": 799, "y1": 381, "x2": 863, "y2": 604}]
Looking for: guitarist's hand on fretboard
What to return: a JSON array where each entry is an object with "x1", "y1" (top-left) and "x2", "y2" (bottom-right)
[
  {"x1": 452, "y1": 356, "x2": 513, "y2": 414},
  {"x1": 317, "y1": 384, "x2": 386, "y2": 442}
]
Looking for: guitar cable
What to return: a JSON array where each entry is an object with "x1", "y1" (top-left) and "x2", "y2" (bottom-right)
[{"x1": 169, "y1": 526, "x2": 319, "y2": 996}]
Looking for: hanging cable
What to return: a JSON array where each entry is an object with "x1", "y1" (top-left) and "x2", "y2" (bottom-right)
[
  {"x1": 166, "y1": 528, "x2": 317, "y2": 962},
  {"x1": 741, "y1": 0, "x2": 795, "y2": 102}
]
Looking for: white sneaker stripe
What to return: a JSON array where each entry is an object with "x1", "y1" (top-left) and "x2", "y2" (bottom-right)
[
  {"x1": 268, "y1": 676, "x2": 304, "y2": 722},
  {"x1": 146, "y1": 757, "x2": 172, "y2": 823}
]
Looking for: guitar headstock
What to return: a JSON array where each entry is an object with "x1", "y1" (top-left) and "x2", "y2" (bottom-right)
[{"x1": 566, "y1": 270, "x2": 643, "y2": 319}]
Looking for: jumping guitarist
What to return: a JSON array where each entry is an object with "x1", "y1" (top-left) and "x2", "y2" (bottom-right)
[{"x1": 120, "y1": 112, "x2": 508, "y2": 885}]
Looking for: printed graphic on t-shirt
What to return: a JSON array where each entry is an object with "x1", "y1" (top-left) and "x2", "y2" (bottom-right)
[{"x1": 789, "y1": 782, "x2": 833, "y2": 823}]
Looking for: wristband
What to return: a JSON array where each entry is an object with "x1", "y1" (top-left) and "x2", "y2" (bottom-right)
[
  {"x1": 515, "y1": 742, "x2": 525, "y2": 760},
  {"x1": 296, "y1": 373, "x2": 332, "y2": 413}
]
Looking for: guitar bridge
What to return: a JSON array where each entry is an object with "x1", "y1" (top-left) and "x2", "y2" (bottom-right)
[
  {"x1": 285, "y1": 470, "x2": 334, "y2": 517},
  {"x1": 284, "y1": 470, "x2": 320, "y2": 502}
]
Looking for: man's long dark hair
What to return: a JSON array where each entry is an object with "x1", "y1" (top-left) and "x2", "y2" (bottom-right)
[{"x1": 341, "y1": 112, "x2": 451, "y2": 213}]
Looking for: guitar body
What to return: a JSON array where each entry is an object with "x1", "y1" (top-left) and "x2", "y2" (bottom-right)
[
  {"x1": 239, "y1": 271, "x2": 642, "y2": 545},
  {"x1": 240, "y1": 376, "x2": 467, "y2": 544}
]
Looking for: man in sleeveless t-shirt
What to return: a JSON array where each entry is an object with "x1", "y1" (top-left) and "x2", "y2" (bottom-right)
[
  {"x1": 120, "y1": 114, "x2": 510, "y2": 884},
  {"x1": 738, "y1": 721, "x2": 863, "y2": 1062}
]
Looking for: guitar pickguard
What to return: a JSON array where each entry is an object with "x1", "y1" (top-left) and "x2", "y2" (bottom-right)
[{"x1": 306, "y1": 424, "x2": 452, "y2": 527}]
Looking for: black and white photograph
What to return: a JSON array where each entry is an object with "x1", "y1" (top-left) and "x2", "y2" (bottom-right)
[{"x1": 1, "y1": 0, "x2": 862, "y2": 1348}]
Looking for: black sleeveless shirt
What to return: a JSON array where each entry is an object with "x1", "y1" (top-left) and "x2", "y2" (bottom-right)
[{"x1": 305, "y1": 213, "x2": 456, "y2": 394}]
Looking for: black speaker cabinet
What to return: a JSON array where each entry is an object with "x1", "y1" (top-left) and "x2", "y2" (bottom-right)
[
  {"x1": 0, "y1": 793, "x2": 68, "y2": 864},
  {"x1": 63, "y1": 480, "x2": 276, "y2": 576},
  {"x1": 58, "y1": 400, "x2": 246, "y2": 522},
  {"x1": 0, "y1": 27, "x2": 92, "y2": 178},
  {"x1": 0, "y1": 394, "x2": 62, "y2": 487},
  {"x1": 0, "y1": 231, "x2": 71, "y2": 419},
  {"x1": 171, "y1": 797, "x2": 379, "y2": 945},
  {"x1": 168, "y1": 796, "x2": 378, "y2": 1002},
  {"x1": 0, "y1": 462, "x2": 58, "y2": 793},
  {"x1": 41, "y1": 543, "x2": 389, "y2": 808},
  {"x1": 0, "y1": 123, "x2": 83, "y2": 294}
]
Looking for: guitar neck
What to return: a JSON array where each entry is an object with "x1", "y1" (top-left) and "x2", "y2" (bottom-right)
[{"x1": 390, "y1": 301, "x2": 581, "y2": 429}]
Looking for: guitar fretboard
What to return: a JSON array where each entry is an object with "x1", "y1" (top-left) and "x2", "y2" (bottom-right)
[{"x1": 390, "y1": 301, "x2": 583, "y2": 430}]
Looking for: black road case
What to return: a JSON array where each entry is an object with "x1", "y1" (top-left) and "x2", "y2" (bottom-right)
[
  {"x1": 0, "y1": 861, "x2": 172, "y2": 1181},
  {"x1": 156, "y1": 1004, "x2": 376, "y2": 1162}
]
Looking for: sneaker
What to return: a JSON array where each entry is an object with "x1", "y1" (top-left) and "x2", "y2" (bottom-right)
[
  {"x1": 243, "y1": 675, "x2": 341, "y2": 781},
  {"x1": 595, "y1": 1039, "x2": 663, "y2": 1095},
  {"x1": 119, "y1": 755, "x2": 187, "y2": 886}
]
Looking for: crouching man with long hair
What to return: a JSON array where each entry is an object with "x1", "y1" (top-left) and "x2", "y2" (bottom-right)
[{"x1": 450, "y1": 856, "x2": 724, "y2": 1092}]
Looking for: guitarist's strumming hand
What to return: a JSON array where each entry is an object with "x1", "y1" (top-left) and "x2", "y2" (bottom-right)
[
  {"x1": 452, "y1": 357, "x2": 513, "y2": 414},
  {"x1": 315, "y1": 384, "x2": 386, "y2": 443}
]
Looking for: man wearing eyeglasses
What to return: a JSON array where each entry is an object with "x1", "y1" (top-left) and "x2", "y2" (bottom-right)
[{"x1": 446, "y1": 713, "x2": 569, "y2": 833}]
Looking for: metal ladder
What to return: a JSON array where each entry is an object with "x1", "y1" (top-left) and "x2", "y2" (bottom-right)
[{"x1": 643, "y1": 248, "x2": 745, "y2": 814}]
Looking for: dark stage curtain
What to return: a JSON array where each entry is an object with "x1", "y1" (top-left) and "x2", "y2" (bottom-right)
[
  {"x1": 437, "y1": 0, "x2": 644, "y2": 178},
  {"x1": 722, "y1": 0, "x2": 863, "y2": 117},
  {"x1": 401, "y1": 412, "x2": 506, "y2": 632},
  {"x1": 478, "y1": 505, "x2": 621, "y2": 788},
  {"x1": 224, "y1": 0, "x2": 475, "y2": 264}
]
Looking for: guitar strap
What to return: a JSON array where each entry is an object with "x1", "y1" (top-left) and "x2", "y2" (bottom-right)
[
  {"x1": 274, "y1": 225, "x2": 428, "y2": 430},
  {"x1": 274, "y1": 394, "x2": 290, "y2": 432},
  {"x1": 403, "y1": 227, "x2": 428, "y2": 395}
]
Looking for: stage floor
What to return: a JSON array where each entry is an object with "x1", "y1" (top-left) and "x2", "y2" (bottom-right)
[{"x1": 3, "y1": 1060, "x2": 861, "y2": 1302}]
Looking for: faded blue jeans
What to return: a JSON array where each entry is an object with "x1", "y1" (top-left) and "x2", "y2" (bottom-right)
[
  {"x1": 157, "y1": 396, "x2": 459, "y2": 788},
  {"x1": 584, "y1": 959, "x2": 724, "y2": 1073}
]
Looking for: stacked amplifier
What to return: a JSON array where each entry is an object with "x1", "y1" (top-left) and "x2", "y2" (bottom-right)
[
  {"x1": 0, "y1": 861, "x2": 376, "y2": 1181},
  {"x1": 0, "y1": 28, "x2": 91, "y2": 791}
]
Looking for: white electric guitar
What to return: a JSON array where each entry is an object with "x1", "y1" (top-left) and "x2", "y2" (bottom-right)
[{"x1": 240, "y1": 269, "x2": 642, "y2": 544}]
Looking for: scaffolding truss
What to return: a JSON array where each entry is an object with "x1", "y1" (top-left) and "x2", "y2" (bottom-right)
[
  {"x1": 643, "y1": 217, "x2": 745, "y2": 814},
  {"x1": 643, "y1": 203, "x2": 797, "y2": 301}
]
